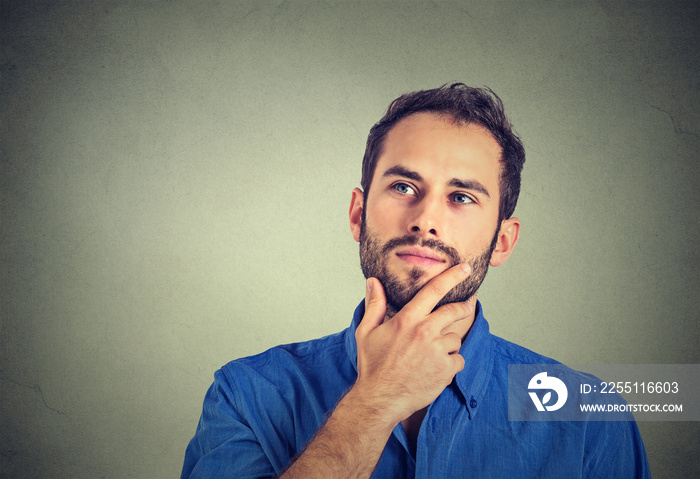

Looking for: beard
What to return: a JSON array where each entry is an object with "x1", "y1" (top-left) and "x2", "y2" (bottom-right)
[{"x1": 359, "y1": 221, "x2": 498, "y2": 317}]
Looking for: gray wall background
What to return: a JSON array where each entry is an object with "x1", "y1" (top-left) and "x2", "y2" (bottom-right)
[{"x1": 1, "y1": 1, "x2": 698, "y2": 477}]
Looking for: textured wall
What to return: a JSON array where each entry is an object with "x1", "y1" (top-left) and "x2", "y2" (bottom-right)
[{"x1": 1, "y1": 1, "x2": 698, "y2": 477}]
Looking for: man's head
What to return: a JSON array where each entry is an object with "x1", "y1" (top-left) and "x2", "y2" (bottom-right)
[
  {"x1": 360, "y1": 83, "x2": 525, "y2": 224},
  {"x1": 349, "y1": 85, "x2": 524, "y2": 315}
]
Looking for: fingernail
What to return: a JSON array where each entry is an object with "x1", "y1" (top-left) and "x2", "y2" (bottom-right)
[
  {"x1": 366, "y1": 278, "x2": 373, "y2": 292},
  {"x1": 460, "y1": 263, "x2": 471, "y2": 274},
  {"x1": 466, "y1": 302, "x2": 474, "y2": 313}
]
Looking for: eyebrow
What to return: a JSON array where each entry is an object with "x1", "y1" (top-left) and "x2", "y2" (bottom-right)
[
  {"x1": 382, "y1": 165, "x2": 491, "y2": 198},
  {"x1": 447, "y1": 178, "x2": 491, "y2": 198},
  {"x1": 382, "y1": 165, "x2": 423, "y2": 182}
]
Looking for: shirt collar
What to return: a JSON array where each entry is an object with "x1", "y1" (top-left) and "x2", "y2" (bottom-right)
[
  {"x1": 344, "y1": 300, "x2": 494, "y2": 416},
  {"x1": 344, "y1": 301, "x2": 364, "y2": 372}
]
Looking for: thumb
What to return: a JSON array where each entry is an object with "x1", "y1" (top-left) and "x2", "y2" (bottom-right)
[{"x1": 358, "y1": 278, "x2": 386, "y2": 335}]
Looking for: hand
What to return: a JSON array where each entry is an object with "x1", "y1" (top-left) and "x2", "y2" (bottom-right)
[
  {"x1": 280, "y1": 264, "x2": 474, "y2": 478},
  {"x1": 353, "y1": 263, "x2": 474, "y2": 424}
]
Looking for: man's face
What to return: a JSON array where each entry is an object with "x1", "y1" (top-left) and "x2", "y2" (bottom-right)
[{"x1": 353, "y1": 112, "x2": 505, "y2": 315}]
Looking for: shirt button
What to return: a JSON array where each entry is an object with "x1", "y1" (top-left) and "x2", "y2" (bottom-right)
[{"x1": 470, "y1": 398, "x2": 478, "y2": 408}]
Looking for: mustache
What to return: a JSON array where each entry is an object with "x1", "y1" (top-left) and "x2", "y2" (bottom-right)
[{"x1": 381, "y1": 235, "x2": 462, "y2": 266}]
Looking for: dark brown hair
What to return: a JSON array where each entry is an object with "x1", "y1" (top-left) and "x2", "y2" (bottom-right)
[{"x1": 361, "y1": 83, "x2": 525, "y2": 222}]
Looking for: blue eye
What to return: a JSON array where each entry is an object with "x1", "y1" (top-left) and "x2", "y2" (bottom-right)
[
  {"x1": 452, "y1": 193, "x2": 473, "y2": 204},
  {"x1": 393, "y1": 183, "x2": 416, "y2": 195}
]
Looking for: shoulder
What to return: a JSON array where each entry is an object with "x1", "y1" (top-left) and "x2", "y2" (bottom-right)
[
  {"x1": 215, "y1": 328, "x2": 355, "y2": 408},
  {"x1": 489, "y1": 333, "x2": 616, "y2": 402},
  {"x1": 490, "y1": 333, "x2": 561, "y2": 365},
  {"x1": 486, "y1": 333, "x2": 599, "y2": 401},
  {"x1": 490, "y1": 334, "x2": 598, "y2": 381},
  {"x1": 222, "y1": 328, "x2": 348, "y2": 377}
]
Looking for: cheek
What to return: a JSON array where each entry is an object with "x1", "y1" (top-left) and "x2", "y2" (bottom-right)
[
  {"x1": 450, "y1": 215, "x2": 498, "y2": 254},
  {"x1": 366, "y1": 200, "x2": 400, "y2": 234}
]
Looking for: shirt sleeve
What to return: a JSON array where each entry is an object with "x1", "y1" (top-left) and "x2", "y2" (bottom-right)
[
  {"x1": 181, "y1": 369, "x2": 277, "y2": 479},
  {"x1": 584, "y1": 420, "x2": 651, "y2": 479}
]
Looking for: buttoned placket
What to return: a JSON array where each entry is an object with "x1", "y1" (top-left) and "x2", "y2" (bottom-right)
[{"x1": 412, "y1": 383, "x2": 466, "y2": 478}]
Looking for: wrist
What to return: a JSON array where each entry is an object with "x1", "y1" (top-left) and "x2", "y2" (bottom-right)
[{"x1": 340, "y1": 383, "x2": 404, "y2": 432}]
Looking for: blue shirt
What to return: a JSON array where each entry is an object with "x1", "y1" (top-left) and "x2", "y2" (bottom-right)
[{"x1": 182, "y1": 302, "x2": 650, "y2": 478}]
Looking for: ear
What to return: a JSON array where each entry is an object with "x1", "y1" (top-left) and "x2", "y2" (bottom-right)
[
  {"x1": 489, "y1": 217, "x2": 520, "y2": 267},
  {"x1": 349, "y1": 187, "x2": 364, "y2": 242}
]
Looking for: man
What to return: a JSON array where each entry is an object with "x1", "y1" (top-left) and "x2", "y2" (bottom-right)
[{"x1": 182, "y1": 84, "x2": 650, "y2": 478}]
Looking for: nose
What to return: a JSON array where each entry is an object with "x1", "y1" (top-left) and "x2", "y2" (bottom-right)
[{"x1": 408, "y1": 194, "x2": 442, "y2": 238}]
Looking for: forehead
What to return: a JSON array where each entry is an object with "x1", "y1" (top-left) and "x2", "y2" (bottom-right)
[{"x1": 375, "y1": 112, "x2": 503, "y2": 184}]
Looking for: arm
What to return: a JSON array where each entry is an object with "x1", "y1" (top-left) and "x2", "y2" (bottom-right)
[
  {"x1": 586, "y1": 420, "x2": 651, "y2": 479},
  {"x1": 279, "y1": 386, "x2": 395, "y2": 479},
  {"x1": 281, "y1": 263, "x2": 474, "y2": 478},
  {"x1": 182, "y1": 371, "x2": 278, "y2": 479}
]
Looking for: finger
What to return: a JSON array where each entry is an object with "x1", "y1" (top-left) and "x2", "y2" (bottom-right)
[
  {"x1": 450, "y1": 352, "x2": 466, "y2": 374},
  {"x1": 431, "y1": 301, "x2": 474, "y2": 332},
  {"x1": 357, "y1": 277, "x2": 387, "y2": 337},
  {"x1": 406, "y1": 263, "x2": 471, "y2": 315},
  {"x1": 435, "y1": 332, "x2": 463, "y2": 355}
]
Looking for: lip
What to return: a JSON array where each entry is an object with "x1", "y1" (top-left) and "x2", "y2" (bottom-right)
[{"x1": 395, "y1": 247, "x2": 447, "y2": 267}]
